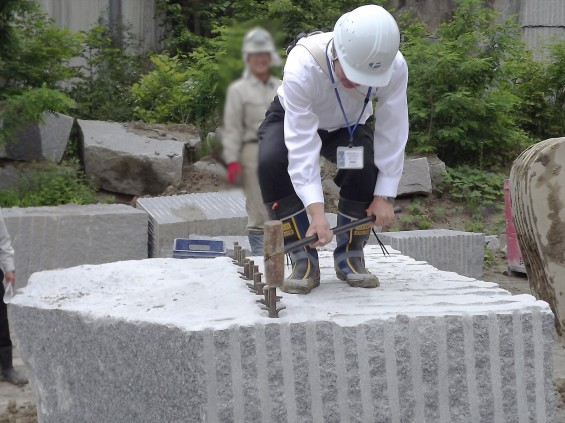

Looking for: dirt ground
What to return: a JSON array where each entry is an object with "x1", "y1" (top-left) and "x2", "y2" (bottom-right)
[{"x1": 2, "y1": 152, "x2": 565, "y2": 421}]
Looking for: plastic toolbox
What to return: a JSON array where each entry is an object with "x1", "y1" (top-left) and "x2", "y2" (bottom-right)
[{"x1": 172, "y1": 238, "x2": 226, "y2": 259}]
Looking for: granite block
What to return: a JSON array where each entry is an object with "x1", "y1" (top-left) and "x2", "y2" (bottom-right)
[
  {"x1": 1, "y1": 204, "x2": 148, "y2": 288},
  {"x1": 10, "y1": 247, "x2": 555, "y2": 422},
  {"x1": 376, "y1": 229, "x2": 485, "y2": 279}
]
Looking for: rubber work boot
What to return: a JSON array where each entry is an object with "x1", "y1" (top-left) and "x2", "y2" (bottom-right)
[
  {"x1": 0, "y1": 346, "x2": 28, "y2": 385},
  {"x1": 334, "y1": 197, "x2": 379, "y2": 288},
  {"x1": 266, "y1": 194, "x2": 320, "y2": 294}
]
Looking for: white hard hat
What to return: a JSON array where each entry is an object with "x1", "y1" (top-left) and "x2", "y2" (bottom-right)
[
  {"x1": 333, "y1": 5, "x2": 400, "y2": 87},
  {"x1": 242, "y1": 27, "x2": 281, "y2": 66}
]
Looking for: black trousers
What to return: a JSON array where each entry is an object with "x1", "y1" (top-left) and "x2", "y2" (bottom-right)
[
  {"x1": 0, "y1": 270, "x2": 11, "y2": 348},
  {"x1": 258, "y1": 96, "x2": 378, "y2": 205}
]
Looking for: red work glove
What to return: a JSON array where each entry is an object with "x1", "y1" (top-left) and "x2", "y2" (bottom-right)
[{"x1": 227, "y1": 162, "x2": 241, "y2": 184}]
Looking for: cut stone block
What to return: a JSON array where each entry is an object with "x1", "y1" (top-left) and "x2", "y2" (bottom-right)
[
  {"x1": 398, "y1": 157, "x2": 433, "y2": 196},
  {"x1": 376, "y1": 229, "x2": 485, "y2": 279},
  {"x1": 136, "y1": 190, "x2": 248, "y2": 257},
  {"x1": 0, "y1": 113, "x2": 73, "y2": 163},
  {"x1": 77, "y1": 119, "x2": 185, "y2": 196},
  {"x1": 1, "y1": 204, "x2": 148, "y2": 288},
  {"x1": 10, "y1": 246, "x2": 555, "y2": 422}
]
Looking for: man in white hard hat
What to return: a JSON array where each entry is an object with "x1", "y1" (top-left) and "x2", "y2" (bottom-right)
[
  {"x1": 258, "y1": 5, "x2": 408, "y2": 294},
  {"x1": 222, "y1": 27, "x2": 282, "y2": 255}
]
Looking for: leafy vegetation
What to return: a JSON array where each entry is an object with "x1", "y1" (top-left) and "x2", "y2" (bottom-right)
[
  {"x1": 0, "y1": 162, "x2": 98, "y2": 207},
  {"x1": 438, "y1": 166, "x2": 506, "y2": 210},
  {"x1": 1, "y1": 0, "x2": 564, "y2": 211},
  {"x1": 70, "y1": 21, "x2": 147, "y2": 121},
  {"x1": 0, "y1": 0, "x2": 80, "y2": 142},
  {"x1": 402, "y1": 0, "x2": 532, "y2": 167}
]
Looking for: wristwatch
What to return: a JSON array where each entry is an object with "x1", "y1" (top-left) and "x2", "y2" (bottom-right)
[{"x1": 375, "y1": 195, "x2": 395, "y2": 204}]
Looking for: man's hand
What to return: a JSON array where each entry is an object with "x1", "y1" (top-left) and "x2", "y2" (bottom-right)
[
  {"x1": 4, "y1": 271, "x2": 15, "y2": 286},
  {"x1": 227, "y1": 162, "x2": 241, "y2": 184},
  {"x1": 306, "y1": 203, "x2": 333, "y2": 247},
  {"x1": 367, "y1": 196, "x2": 395, "y2": 227}
]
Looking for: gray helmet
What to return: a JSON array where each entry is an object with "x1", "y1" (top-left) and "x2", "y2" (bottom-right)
[{"x1": 242, "y1": 27, "x2": 281, "y2": 66}]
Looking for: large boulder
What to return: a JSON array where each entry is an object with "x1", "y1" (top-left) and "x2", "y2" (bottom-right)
[
  {"x1": 510, "y1": 136, "x2": 565, "y2": 334},
  {"x1": 0, "y1": 112, "x2": 73, "y2": 163},
  {"x1": 78, "y1": 120, "x2": 185, "y2": 196}
]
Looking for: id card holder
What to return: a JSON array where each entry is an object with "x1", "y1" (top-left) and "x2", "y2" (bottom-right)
[{"x1": 336, "y1": 146, "x2": 364, "y2": 169}]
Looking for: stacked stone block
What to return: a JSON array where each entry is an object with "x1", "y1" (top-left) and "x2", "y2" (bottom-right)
[
  {"x1": 136, "y1": 190, "x2": 248, "y2": 257},
  {"x1": 376, "y1": 229, "x2": 485, "y2": 279},
  {"x1": 2, "y1": 204, "x2": 148, "y2": 288}
]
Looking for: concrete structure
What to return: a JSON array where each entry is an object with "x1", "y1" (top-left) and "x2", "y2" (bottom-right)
[
  {"x1": 136, "y1": 190, "x2": 248, "y2": 258},
  {"x1": 1, "y1": 204, "x2": 148, "y2": 288},
  {"x1": 37, "y1": 0, "x2": 164, "y2": 53},
  {"x1": 397, "y1": 157, "x2": 433, "y2": 196},
  {"x1": 0, "y1": 113, "x2": 73, "y2": 163},
  {"x1": 377, "y1": 229, "x2": 485, "y2": 279},
  {"x1": 389, "y1": 0, "x2": 565, "y2": 59},
  {"x1": 10, "y1": 246, "x2": 555, "y2": 422},
  {"x1": 78, "y1": 120, "x2": 185, "y2": 196},
  {"x1": 495, "y1": 0, "x2": 565, "y2": 58}
]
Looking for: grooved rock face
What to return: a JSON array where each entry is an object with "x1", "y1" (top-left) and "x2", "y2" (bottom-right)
[{"x1": 10, "y1": 247, "x2": 554, "y2": 422}]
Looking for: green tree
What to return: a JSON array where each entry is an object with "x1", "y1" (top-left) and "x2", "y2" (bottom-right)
[
  {"x1": 403, "y1": 0, "x2": 533, "y2": 168},
  {"x1": 0, "y1": 0, "x2": 80, "y2": 142},
  {"x1": 70, "y1": 20, "x2": 146, "y2": 121}
]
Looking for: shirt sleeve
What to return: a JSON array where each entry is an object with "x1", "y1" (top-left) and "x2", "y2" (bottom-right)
[
  {"x1": 0, "y1": 214, "x2": 15, "y2": 273},
  {"x1": 222, "y1": 83, "x2": 244, "y2": 164},
  {"x1": 373, "y1": 54, "x2": 409, "y2": 197},
  {"x1": 281, "y1": 74, "x2": 324, "y2": 208}
]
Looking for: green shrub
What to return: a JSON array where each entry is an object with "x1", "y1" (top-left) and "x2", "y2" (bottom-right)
[
  {"x1": 0, "y1": 0, "x2": 80, "y2": 142},
  {"x1": 439, "y1": 166, "x2": 506, "y2": 211},
  {"x1": 70, "y1": 22, "x2": 146, "y2": 121},
  {"x1": 0, "y1": 162, "x2": 98, "y2": 207},
  {"x1": 403, "y1": 0, "x2": 533, "y2": 167},
  {"x1": 130, "y1": 55, "x2": 192, "y2": 123}
]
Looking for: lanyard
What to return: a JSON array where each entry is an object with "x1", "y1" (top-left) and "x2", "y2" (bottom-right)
[{"x1": 325, "y1": 41, "x2": 372, "y2": 147}]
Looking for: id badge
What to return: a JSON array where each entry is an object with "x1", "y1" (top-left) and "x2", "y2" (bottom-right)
[{"x1": 336, "y1": 146, "x2": 364, "y2": 169}]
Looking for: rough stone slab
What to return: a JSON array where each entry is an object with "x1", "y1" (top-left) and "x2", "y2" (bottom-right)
[
  {"x1": 398, "y1": 157, "x2": 433, "y2": 196},
  {"x1": 376, "y1": 229, "x2": 485, "y2": 279},
  {"x1": 10, "y1": 247, "x2": 555, "y2": 423},
  {"x1": 0, "y1": 113, "x2": 73, "y2": 163},
  {"x1": 1, "y1": 204, "x2": 148, "y2": 288},
  {"x1": 136, "y1": 190, "x2": 248, "y2": 258},
  {"x1": 77, "y1": 119, "x2": 185, "y2": 196},
  {"x1": 0, "y1": 162, "x2": 21, "y2": 190}
]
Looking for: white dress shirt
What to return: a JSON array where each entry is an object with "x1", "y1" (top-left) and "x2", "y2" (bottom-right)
[
  {"x1": 0, "y1": 211, "x2": 15, "y2": 273},
  {"x1": 278, "y1": 32, "x2": 409, "y2": 208}
]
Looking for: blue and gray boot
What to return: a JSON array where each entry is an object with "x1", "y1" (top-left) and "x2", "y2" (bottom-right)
[
  {"x1": 266, "y1": 193, "x2": 320, "y2": 294},
  {"x1": 334, "y1": 197, "x2": 379, "y2": 288}
]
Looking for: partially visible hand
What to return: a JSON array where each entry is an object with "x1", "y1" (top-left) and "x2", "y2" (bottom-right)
[
  {"x1": 227, "y1": 162, "x2": 241, "y2": 184},
  {"x1": 306, "y1": 203, "x2": 333, "y2": 247},
  {"x1": 367, "y1": 196, "x2": 395, "y2": 227},
  {"x1": 4, "y1": 271, "x2": 15, "y2": 286}
]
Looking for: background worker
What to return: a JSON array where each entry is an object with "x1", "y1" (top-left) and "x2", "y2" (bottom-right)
[
  {"x1": 0, "y1": 210, "x2": 27, "y2": 385},
  {"x1": 222, "y1": 27, "x2": 282, "y2": 255},
  {"x1": 258, "y1": 5, "x2": 409, "y2": 294}
]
